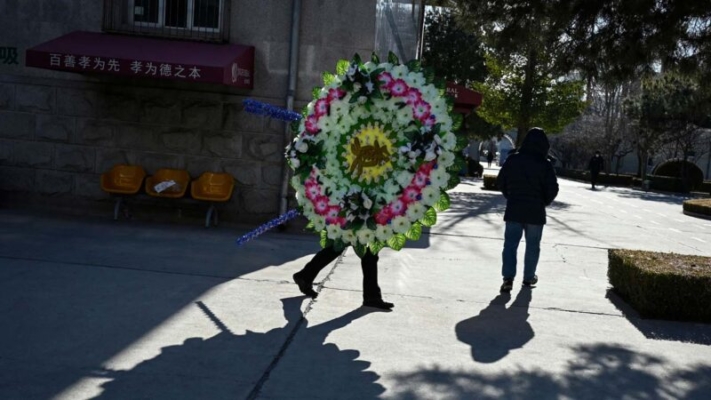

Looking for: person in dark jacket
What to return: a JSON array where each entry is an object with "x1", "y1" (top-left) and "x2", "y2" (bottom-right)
[
  {"x1": 293, "y1": 246, "x2": 394, "y2": 310},
  {"x1": 588, "y1": 151, "x2": 604, "y2": 189},
  {"x1": 487, "y1": 150, "x2": 495, "y2": 167},
  {"x1": 497, "y1": 128, "x2": 559, "y2": 292}
]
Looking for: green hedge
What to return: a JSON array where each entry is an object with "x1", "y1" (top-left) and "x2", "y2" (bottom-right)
[
  {"x1": 608, "y1": 249, "x2": 711, "y2": 323},
  {"x1": 683, "y1": 199, "x2": 711, "y2": 217},
  {"x1": 653, "y1": 159, "x2": 704, "y2": 190},
  {"x1": 483, "y1": 174, "x2": 498, "y2": 190}
]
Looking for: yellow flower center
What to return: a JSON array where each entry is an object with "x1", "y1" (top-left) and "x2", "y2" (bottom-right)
[{"x1": 343, "y1": 123, "x2": 394, "y2": 184}]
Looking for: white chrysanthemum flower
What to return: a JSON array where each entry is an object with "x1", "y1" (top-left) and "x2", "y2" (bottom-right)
[
  {"x1": 375, "y1": 224, "x2": 394, "y2": 241},
  {"x1": 363, "y1": 61, "x2": 376, "y2": 72},
  {"x1": 391, "y1": 65, "x2": 408, "y2": 78},
  {"x1": 303, "y1": 201, "x2": 315, "y2": 216},
  {"x1": 291, "y1": 176, "x2": 301, "y2": 188},
  {"x1": 313, "y1": 216, "x2": 326, "y2": 231},
  {"x1": 440, "y1": 131, "x2": 457, "y2": 150},
  {"x1": 327, "y1": 224, "x2": 342, "y2": 240},
  {"x1": 342, "y1": 229, "x2": 357, "y2": 245},
  {"x1": 406, "y1": 202, "x2": 426, "y2": 221},
  {"x1": 357, "y1": 229, "x2": 375, "y2": 245},
  {"x1": 430, "y1": 168, "x2": 449, "y2": 188},
  {"x1": 409, "y1": 72, "x2": 426, "y2": 87},
  {"x1": 438, "y1": 151, "x2": 455, "y2": 168},
  {"x1": 317, "y1": 115, "x2": 336, "y2": 132},
  {"x1": 295, "y1": 139, "x2": 308, "y2": 153},
  {"x1": 396, "y1": 171, "x2": 414, "y2": 188},
  {"x1": 391, "y1": 216, "x2": 412, "y2": 234},
  {"x1": 378, "y1": 63, "x2": 393, "y2": 72},
  {"x1": 290, "y1": 157, "x2": 301, "y2": 168},
  {"x1": 396, "y1": 108, "x2": 411, "y2": 127},
  {"x1": 421, "y1": 186, "x2": 440, "y2": 206},
  {"x1": 383, "y1": 180, "x2": 400, "y2": 196},
  {"x1": 331, "y1": 100, "x2": 348, "y2": 117}
]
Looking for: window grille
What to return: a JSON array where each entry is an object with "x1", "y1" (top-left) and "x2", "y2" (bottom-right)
[{"x1": 103, "y1": 0, "x2": 230, "y2": 42}]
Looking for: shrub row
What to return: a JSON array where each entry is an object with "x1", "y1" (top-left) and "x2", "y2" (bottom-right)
[
  {"x1": 555, "y1": 169, "x2": 635, "y2": 186},
  {"x1": 608, "y1": 249, "x2": 711, "y2": 323},
  {"x1": 683, "y1": 199, "x2": 711, "y2": 217},
  {"x1": 483, "y1": 174, "x2": 498, "y2": 190}
]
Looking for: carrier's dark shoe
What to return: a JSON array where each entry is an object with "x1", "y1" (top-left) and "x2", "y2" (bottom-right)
[
  {"x1": 523, "y1": 275, "x2": 538, "y2": 287},
  {"x1": 500, "y1": 279, "x2": 514, "y2": 292},
  {"x1": 362, "y1": 299, "x2": 394, "y2": 310},
  {"x1": 293, "y1": 273, "x2": 318, "y2": 298}
]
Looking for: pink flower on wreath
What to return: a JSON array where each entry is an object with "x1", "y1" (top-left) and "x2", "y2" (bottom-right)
[
  {"x1": 405, "y1": 88, "x2": 422, "y2": 105},
  {"x1": 327, "y1": 88, "x2": 346, "y2": 102},
  {"x1": 413, "y1": 172, "x2": 429, "y2": 188},
  {"x1": 314, "y1": 98, "x2": 329, "y2": 117},
  {"x1": 378, "y1": 72, "x2": 394, "y2": 88},
  {"x1": 424, "y1": 114, "x2": 436, "y2": 128},
  {"x1": 325, "y1": 205, "x2": 341, "y2": 221},
  {"x1": 419, "y1": 161, "x2": 436, "y2": 174},
  {"x1": 401, "y1": 186, "x2": 421, "y2": 204},
  {"x1": 305, "y1": 115, "x2": 320, "y2": 134},
  {"x1": 389, "y1": 79, "x2": 408, "y2": 97},
  {"x1": 413, "y1": 100, "x2": 432, "y2": 122},
  {"x1": 305, "y1": 181, "x2": 321, "y2": 201},
  {"x1": 389, "y1": 199, "x2": 406, "y2": 216},
  {"x1": 314, "y1": 196, "x2": 330, "y2": 215},
  {"x1": 375, "y1": 206, "x2": 393, "y2": 225}
]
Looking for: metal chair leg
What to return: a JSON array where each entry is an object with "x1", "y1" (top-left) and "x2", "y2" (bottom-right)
[
  {"x1": 205, "y1": 204, "x2": 216, "y2": 228},
  {"x1": 113, "y1": 197, "x2": 123, "y2": 221}
]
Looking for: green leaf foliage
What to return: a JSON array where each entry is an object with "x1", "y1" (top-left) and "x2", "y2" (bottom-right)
[
  {"x1": 420, "y1": 207, "x2": 437, "y2": 227},
  {"x1": 354, "y1": 243, "x2": 368, "y2": 258},
  {"x1": 319, "y1": 230, "x2": 332, "y2": 248},
  {"x1": 406, "y1": 59, "x2": 422, "y2": 72},
  {"x1": 433, "y1": 191, "x2": 451, "y2": 212},
  {"x1": 388, "y1": 51, "x2": 400, "y2": 65},
  {"x1": 312, "y1": 87, "x2": 321, "y2": 100},
  {"x1": 387, "y1": 233, "x2": 407, "y2": 251},
  {"x1": 455, "y1": 133, "x2": 469, "y2": 151},
  {"x1": 446, "y1": 173, "x2": 461, "y2": 190},
  {"x1": 369, "y1": 240, "x2": 386, "y2": 255},
  {"x1": 371, "y1": 52, "x2": 380, "y2": 64},
  {"x1": 452, "y1": 113, "x2": 464, "y2": 132},
  {"x1": 405, "y1": 222, "x2": 422, "y2": 241}
]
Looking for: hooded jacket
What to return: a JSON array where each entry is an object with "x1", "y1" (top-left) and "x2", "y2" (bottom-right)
[{"x1": 497, "y1": 128, "x2": 559, "y2": 225}]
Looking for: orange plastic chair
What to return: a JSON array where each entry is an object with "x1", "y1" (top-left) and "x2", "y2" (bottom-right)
[
  {"x1": 145, "y1": 168, "x2": 190, "y2": 199},
  {"x1": 101, "y1": 165, "x2": 146, "y2": 220},
  {"x1": 191, "y1": 172, "x2": 235, "y2": 227}
]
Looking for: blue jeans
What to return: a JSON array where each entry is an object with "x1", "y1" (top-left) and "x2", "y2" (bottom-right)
[{"x1": 502, "y1": 222, "x2": 543, "y2": 281}]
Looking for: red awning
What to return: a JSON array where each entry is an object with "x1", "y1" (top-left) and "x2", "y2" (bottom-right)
[
  {"x1": 446, "y1": 82, "x2": 483, "y2": 114},
  {"x1": 25, "y1": 31, "x2": 255, "y2": 89}
]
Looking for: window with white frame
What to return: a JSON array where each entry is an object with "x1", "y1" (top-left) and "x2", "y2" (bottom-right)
[{"x1": 103, "y1": 0, "x2": 229, "y2": 42}]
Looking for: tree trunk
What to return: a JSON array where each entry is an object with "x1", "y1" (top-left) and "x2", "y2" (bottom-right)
[{"x1": 516, "y1": 49, "x2": 538, "y2": 148}]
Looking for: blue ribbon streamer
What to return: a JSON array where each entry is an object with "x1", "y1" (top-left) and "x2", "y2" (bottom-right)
[
  {"x1": 243, "y1": 99, "x2": 302, "y2": 122},
  {"x1": 235, "y1": 209, "x2": 301, "y2": 246}
]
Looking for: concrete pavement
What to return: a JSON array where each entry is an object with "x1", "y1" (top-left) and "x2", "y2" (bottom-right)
[{"x1": 1, "y1": 170, "x2": 710, "y2": 399}]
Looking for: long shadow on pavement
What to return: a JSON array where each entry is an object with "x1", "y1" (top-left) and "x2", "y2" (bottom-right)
[
  {"x1": 455, "y1": 290, "x2": 534, "y2": 363},
  {"x1": 388, "y1": 343, "x2": 711, "y2": 399},
  {"x1": 0, "y1": 211, "x2": 323, "y2": 400},
  {"x1": 606, "y1": 290, "x2": 711, "y2": 346},
  {"x1": 90, "y1": 296, "x2": 384, "y2": 399}
]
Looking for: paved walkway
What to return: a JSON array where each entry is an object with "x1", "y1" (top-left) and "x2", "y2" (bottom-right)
[{"x1": 1, "y1": 174, "x2": 710, "y2": 399}]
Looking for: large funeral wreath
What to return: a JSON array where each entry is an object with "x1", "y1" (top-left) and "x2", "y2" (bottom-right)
[{"x1": 286, "y1": 53, "x2": 466, "y2": 256}]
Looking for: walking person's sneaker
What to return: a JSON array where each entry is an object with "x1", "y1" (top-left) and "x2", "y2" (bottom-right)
[
  {"x1": 500, "y1": 279, "x2": 514, "y2": 292},
  {"x1": 362, "y1": 299, "x2": 394, "y2": 310},
  {"x1": 523, "y1": 275, "x2": 538, "y2": 288},
  {"x1": 293, "y1": 273, "x2": 318, "y2": 298}
]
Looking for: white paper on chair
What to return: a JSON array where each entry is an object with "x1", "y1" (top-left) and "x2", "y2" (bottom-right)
[{"x1": 154, "y1": 180, "x2": 177, "y2": 193}]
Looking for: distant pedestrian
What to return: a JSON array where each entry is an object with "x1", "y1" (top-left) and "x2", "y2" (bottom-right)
[
  {"x1": 486, "y1": 151, "x2": 494, "y2": 167},
  {"x1": 496, "y1": 128, "x2": 559, "y2": 292},
  {"x1": 588, "y1": 151, "x2": 604, "y2": 190}
]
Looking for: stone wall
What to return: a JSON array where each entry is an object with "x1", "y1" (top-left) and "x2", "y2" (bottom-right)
[{"x1": 0, "y1": 0, "x2": 379, "y2": 223}]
